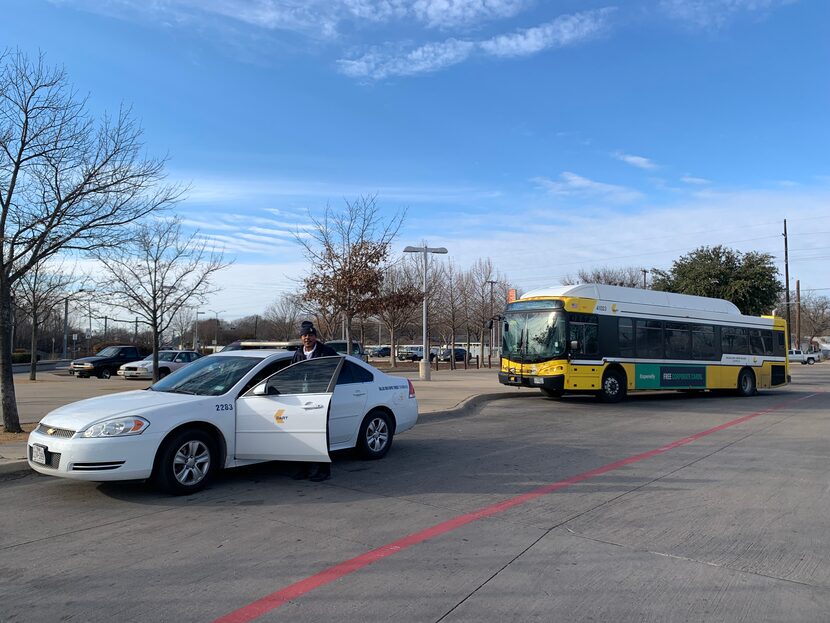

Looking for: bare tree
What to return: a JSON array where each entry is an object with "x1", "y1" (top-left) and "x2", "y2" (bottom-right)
[
  {"x1": 295, "y1": 195, "x2": 404, "y2": 351},
  {"x1": 94, "y1": 218, "x2": 228, "y2": 381},
  {"x1": 433, "y1": 260, "x2": 467, "y2": 369},
  {"x1": 562, "y1": 265, "x2": 647, "y2": 288},
  {"x1": 14, "y1": 260, "x2": 80, "y2": 380},
  {"x1": 798, "y1": 293, "x2": 830, "y2": 349},
  {"x1": 263, "y1": 293, "x2": 303, "y2": 340},
  {"x1": 170, "y1": 306, "x2": 195, "y2": 349},
  {"x1": 0, "y1": 51, "x2": 181, "y2": 431},
  {"x1": 374, "y1": 263, "x2": 421, "y2": 367}
]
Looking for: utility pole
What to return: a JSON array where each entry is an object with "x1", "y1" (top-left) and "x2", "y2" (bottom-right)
[
  {"x1": 486, "y1": 279, "x2": 496, "y2": 368},
  {"x1": 796, "y1": 279, "x2": 801, "y2": 351},
  {"x1": 784, "y1": 219, "x2": 792, "y2": 347},
  {"x1": 641, "y1": 269, "x2": 648, "y2": 289}
]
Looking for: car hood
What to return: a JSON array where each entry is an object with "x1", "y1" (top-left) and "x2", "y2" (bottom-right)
[
  {"x1": 71, "y1": 356, "x2": 110, "y2": 364},
  {"x1": 40, "y1": 390, "x2": 206, "y2": 430}
]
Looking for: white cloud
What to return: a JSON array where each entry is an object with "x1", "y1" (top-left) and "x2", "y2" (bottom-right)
[
  {"x1": 479, "y1": 7, "x2": 615, "y2": 57},
  {"x1": 614, "y1": 151, "x2": 658, "y2": 170},
  {"x1": 680, "y1": 175, "x2": 711, "y2": 185},
  {"x1": 659, "y1": 0, "x2": 794, "y2": 29},
  {"x1": 337, "y1": 7, "x2": 615, "y2": 79},
  {"x1": 412, "y1": 0, "x2": 529, "y2": 28},
  {"x1": 337, "y1": 39, "x2": 476, "y2": 79},
  {"x1": 533, "y1": 171, "x2": 643, "y2": 203}
]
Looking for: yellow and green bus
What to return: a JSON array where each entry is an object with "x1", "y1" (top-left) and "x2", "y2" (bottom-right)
[{"x1": 498, "y1": 284, "x2": 789, "y2": 402}]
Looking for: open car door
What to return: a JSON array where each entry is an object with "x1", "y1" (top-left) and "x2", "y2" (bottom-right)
[{"x1": 235, "y1": 357, "x2": 343, "y2": 462}]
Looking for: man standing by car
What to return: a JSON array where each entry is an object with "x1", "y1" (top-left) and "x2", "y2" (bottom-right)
[
  {"x1": 290, "y1": 321, "x2": 338, "y2": 481},
  {"x1": 291, "y1": 321, "x2": 338, "y2": 363}
]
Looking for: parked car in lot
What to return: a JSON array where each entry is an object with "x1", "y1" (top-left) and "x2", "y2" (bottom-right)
[
  {"x1": 398, "y1": 346, "x2": 437, "y2": 362},
  {"x1": 69, "y1": 345, "x2": 146, "y2": 379},
  {"x1": 28, "y1": 351, "x2": 418, "y2": 494},
  {"x1": 788, "y1": 349, "x2": 819, "y2": 365},
  {"x1": 118, "y1": 350, "x2": 201, "y2": 379},
  {"x1": 437, "y1": 348, "x2": 468, "y2": 362},
  {"x1": 370, "y1": 346, "x2": 392, "y2": 358},
  {"x1": 325, "y1": 340, "x2": 368, "y2": 361}
]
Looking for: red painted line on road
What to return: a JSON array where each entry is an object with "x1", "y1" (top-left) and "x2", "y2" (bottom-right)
[{"x1": 213, "y1": 393, "x2": 817, "y2": 623}]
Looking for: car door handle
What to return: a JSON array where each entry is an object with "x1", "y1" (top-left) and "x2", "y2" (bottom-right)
[
  {"x1": 352, "y1": 391, "x2": 367, "y2": 397},
  {"x1": 303, "y1": 403, "x2": 324, "y2": 410}
]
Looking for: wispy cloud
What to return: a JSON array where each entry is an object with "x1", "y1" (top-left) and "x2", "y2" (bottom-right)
[
  {"x1": 338, "y1": 7, "x2": 615, "y2": 79},
  {"x1": 412, "y1": 0, "x2": 530, "y2": 29},
  {"x1": 337, "y1": 39, "x2": 477, "y2": 79},
  {"x1": 532, "y1": 171, "x2": 643, "y2": 203},
  {"x1": 680, "y1": 175, "x2": 711, "y2": 185},
  {"x1": 659, "y1": 0, "x2": 794, "y2": 29},
  {"x1": 479, "y1": 7, "x2": 615, "y2": 57},
  {"x1": 613, "y1": 151, "x2": 658, "y2": 170}
]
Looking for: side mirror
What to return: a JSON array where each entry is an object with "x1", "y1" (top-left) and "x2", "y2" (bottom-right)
[{"x1": 252, "y1": 383, "x2": 267, "y2": 396}]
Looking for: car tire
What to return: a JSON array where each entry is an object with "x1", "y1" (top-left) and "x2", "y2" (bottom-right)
[
  {"x1": 807, "y1": 358, "x2": 815, "y2": 365},
  {"x1": 99, "y1": 368, "x2": 112, "y2": 380},
  {"x1": 736, "y1": 368, "x2": 756, "y2": 397},
  {"x1": 357, "y1": 410, "x2": 394, "y2": 460},
  {"x1": 153, "y1": 429, "x2": 217, "y2": 495},
  {"x1": 598, "y1": 368, "x2": 627, "y2": 403},
  {"x1": 158, "y1": 368, "x2": 170, "y2": 379},
  {"x1": 540, "y1": 388, "x2": 564, "y2": 398}
]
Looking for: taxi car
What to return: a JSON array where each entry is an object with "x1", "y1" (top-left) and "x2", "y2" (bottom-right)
[
  {"x1": 118, "y1": 350, "x2": 201, "y2": 379},
  {"x1": 28, "y1": 351, "x2": 418, "y2": 495}
]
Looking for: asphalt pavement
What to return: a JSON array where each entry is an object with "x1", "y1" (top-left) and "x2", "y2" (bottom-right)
[{"x1": 0, "y1": 365, "x2": 530, "y2": 476}]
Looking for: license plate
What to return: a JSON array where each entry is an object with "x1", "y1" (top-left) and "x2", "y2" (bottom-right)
[{"x1": 32, "y1": 444, "x2": 47, "y2": 465}]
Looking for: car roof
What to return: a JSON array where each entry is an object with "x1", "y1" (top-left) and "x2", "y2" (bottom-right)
[{"x1": 210, "y1": 349, "x2": 294, "y2": 360}]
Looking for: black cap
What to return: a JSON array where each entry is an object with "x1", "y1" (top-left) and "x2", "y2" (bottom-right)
[{"x1": 300, "y1": 321, "x2": 317, "y2": 336}]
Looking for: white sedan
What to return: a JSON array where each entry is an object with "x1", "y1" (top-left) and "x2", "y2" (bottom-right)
[
  {"x1": 27, "y1": 351, "x2": 418, "y2": 494},
  {"x1": 118, "y1": 350, "x2": 202, "y2": 379}
]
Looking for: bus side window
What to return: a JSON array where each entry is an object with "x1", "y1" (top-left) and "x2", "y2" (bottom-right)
[{"x1": 618, "y1": 318, "x2": 635, "y2": 357}]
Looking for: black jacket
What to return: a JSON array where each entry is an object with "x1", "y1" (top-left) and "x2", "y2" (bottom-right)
[{"x1": 291, "y1": 342, "x2": 339, "y2": 364}]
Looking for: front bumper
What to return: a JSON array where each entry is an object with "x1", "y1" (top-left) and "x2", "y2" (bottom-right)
[
  {"x1": 121, "y1": 369, "x2": 152, "y2": 379},
  {"x1": 27, "y1": 429, "x2": 163, "y2": 481},
  {"x1": 498, "y1": 372, "x2": 565, "y2": 392}
]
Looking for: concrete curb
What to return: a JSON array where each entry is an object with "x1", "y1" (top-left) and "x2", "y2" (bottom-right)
[
  {"x1": 419, "y1": 390, "x2": 538, "y2": 419},
  {"x1": 0, "y1": 459, "x2": 31, "y2": 479}
]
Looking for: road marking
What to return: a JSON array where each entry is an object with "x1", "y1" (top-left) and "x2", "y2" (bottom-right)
[{"x1": 213, "y1": 393, "x2": 818, "y2": 623}]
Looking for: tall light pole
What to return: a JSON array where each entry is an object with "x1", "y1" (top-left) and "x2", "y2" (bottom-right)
[
  {"x1": 404, "y1": 244, "x2": 448, "y2": 381},
  {"x1": 209, "y1": 309, "x2": 225, "y2": 352},
  {"x1": 193, "y1": 310, "x2": 204, "y2": 350}
]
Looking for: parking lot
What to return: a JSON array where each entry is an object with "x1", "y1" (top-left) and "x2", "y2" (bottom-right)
[{"x1": 1, "y1": 365, "x2": 828, "y2": 622}]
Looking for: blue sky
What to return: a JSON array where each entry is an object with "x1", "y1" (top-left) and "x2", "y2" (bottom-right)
[{"x1": 3, "y1": 0, "x2": 829, "y2": 319}]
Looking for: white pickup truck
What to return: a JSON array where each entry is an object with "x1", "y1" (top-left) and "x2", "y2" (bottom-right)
[{"x1": 788, "y1": 349, "x2": 820, "y2": 365}]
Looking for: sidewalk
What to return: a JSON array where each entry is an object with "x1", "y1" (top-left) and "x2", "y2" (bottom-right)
[{"x1": 0, "y1": 366, "x2": 535, "y2": 478}]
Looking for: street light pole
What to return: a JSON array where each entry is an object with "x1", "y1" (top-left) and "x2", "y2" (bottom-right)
[
  {"x1": 209, "y1": 309, "x2": 225, "y2": 352},
  {"x1": 403, "y1": 244, "x2": 448, "y2": 381},
  {"x1": 194, "y1": 310, "x2": 204, "y2": 350}
]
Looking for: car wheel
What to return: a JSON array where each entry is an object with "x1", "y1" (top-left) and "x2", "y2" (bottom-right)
[
  {"x1": 357, "y1": 410, "x2": 394, "y2": 460},
  {"x1": 736, "y1": 368, "x2": 756, "y2": 397},
  {"x1": 540, "y1": 387, "x2": 564, "y2": 398},
  {"x1": 598, "y1": 368, "x2": 627, "y2": 403},
  {"x1": 153, "y1": 429, "x2": 216, "y2": 495},
  {"x1": 807, "y1": 358, "x2": 815, "y2": 365},
  {"x1": 158, "y1": 368, "x2": 170, "y2": 379},
  {"x1": 99, "y1": 368, "x2": 112, "y2": 379}
]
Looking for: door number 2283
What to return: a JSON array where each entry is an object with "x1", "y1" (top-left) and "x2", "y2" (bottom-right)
[{"x1": 215, "y1": 403, "x2": 233, "y2": 411}]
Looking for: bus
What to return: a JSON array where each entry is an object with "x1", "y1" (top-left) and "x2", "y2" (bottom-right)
[{"x1": 498, "y1": 284, "x2": 789, "y2": 402}]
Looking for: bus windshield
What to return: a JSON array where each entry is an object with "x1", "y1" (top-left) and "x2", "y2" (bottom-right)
[{"x1": 502, "y1": 310, "x2": 567, "y2": 363}]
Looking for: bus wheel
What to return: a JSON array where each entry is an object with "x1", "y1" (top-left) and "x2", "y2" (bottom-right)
[
  {"x1": 736, "y1": 368, "x2": 756, "y2": 397},
  {"x1": 598, "y1": 369, "x2": 627, "y2": 403},
  {"x1": 540, "y1": 388, "x2": 563, "y2": 398}
]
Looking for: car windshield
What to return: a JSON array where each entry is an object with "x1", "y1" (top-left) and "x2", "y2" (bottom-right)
[
  {"x1": 158, "y1": 352, "x2": 177, "y2": 362},
  {"x1": 95, "y1": 346, "x2": 121, "y2": 357},
  {"x1": 150, "y1": 356, "x2": 262, "y2": 396},
  {"x1": 502, "y1": 310, "x2": 567, "y2": 363}
]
